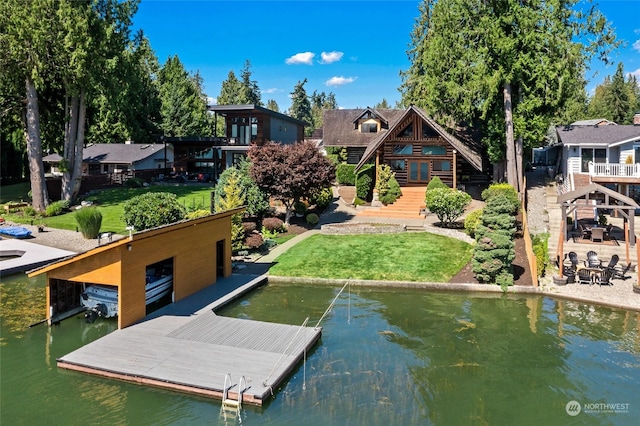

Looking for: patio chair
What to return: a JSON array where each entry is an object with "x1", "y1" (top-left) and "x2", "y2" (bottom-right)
[
  {"x1": 596, "y1": 267, "x2": 613, "y2": 286},
  {"x1": 577, "y1": 268, "x2": 593, "y2": 285},
  {"x1": 578, "y1": 223, "x2": 591, "y2": 240},
  {"x1": 585, "y1": 250, "x2": 601, "y2": 268},
  {"x1": 604, "y1": 224, "x2": 613, "y2": 240},
  {"x1": 591, "y1": 227, "x2": 604, "y2": 243},
  {"x1": 568, "y1": 251, "x2": 579, "y2": 270}
]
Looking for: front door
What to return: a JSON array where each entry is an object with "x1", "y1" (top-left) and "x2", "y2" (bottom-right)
[{"x1": 408, "y1": 160, "x2": 429, "y2": 183}]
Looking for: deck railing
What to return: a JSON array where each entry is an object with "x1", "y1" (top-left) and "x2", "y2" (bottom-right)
[{"x1": 589, "y1": 162, "x2": 640, "y2": 178}]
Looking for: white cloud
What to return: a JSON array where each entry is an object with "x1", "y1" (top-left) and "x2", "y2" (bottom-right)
[
  {"x1": 633, "y1": 39, "x2": 640, "y2": 52},
  {"x1": 285, "y1": 52, "x2": 315, "y2": 65},
  {"x1": 263, "y1": 87, "x2": 279, "y2": 94},
  {"x1": 207, "y1": 97, "x2": 217, "y2": 105},
  {"x1": 629, "y1": 68, "x2": 640, "y2": 82},
  {"x1": 326, "y1": 76, "x2": 356, "y2": 87},
  {"x1": 320, "y1": 51, "x2": 344, "y2": 64}
]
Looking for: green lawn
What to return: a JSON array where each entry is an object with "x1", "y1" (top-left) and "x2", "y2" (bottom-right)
[
  {"x1": 2, "y1": 184, "x2": 215, "y2": 235},
  {"x1": 269, "y1": 233, "x2": 473, "y2": 282},
  {"x1": 0, "y1": 182, "x2": 30, "y2": 204}
]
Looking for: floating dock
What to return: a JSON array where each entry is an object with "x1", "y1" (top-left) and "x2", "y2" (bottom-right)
[{"x1": 57, "y1": 274, "x2": 322, "y2": 405}]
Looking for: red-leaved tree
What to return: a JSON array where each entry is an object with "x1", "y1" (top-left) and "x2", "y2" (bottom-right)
[{"x1": 248, "y1": 141, "x2": 335, "y2": 225}]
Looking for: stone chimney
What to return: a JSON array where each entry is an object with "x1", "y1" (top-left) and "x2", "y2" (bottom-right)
[{"x1": 634, "y1": 112, "x2": 640, "y2": 126}]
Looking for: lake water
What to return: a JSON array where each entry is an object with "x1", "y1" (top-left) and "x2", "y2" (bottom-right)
[{"x1": 1, "y1": 274, "x2": 639, "y2": 425}]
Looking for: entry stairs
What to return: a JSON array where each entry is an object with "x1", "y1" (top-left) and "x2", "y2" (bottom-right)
[{"x1": 357, "y1": 186, "x2": 427, "y2": 220}]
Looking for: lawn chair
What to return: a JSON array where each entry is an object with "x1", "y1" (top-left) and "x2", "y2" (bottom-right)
[
  {"x1": 577, "y1": 268, "x2": 592, "y2": 285},
  {"x1": 568, "y1": 251, "x2": 579, "y2": 270},
  {"x1": 591, "y1": 227, "x2": 604, "y2": 243},
  {"x1": 604, "y1": 224, "x2": 613, "y2": 240},
  {"x1": 578, "y1": 223, "x2": 591, "y2": 240},
  {"x1": 585, "y1": 250, "x2": 601, "y2": 268},
  {"x1": 596, "y1": 267, "x2": 613, "y2": 286}
]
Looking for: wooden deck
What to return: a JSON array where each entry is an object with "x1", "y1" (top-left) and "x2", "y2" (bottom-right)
[{"x1": 57, "y1": 275, "x2": 322, "y2": 406}]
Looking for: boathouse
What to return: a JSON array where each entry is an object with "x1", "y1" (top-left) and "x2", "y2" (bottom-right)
[{"x1": 28, "y1": 208, "x2": 243, "y2": 329}]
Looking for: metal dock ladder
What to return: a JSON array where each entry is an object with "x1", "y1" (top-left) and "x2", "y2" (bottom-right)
[{"x1": 220, "y1": 374, "x2": 246, "y2": 420}]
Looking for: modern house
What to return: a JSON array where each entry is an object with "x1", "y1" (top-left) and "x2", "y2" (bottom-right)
[
  {"x1": 43, "y1": 142, "x2": 174, "y2": 182},
  {"x1": 555, "y1": 113, "x2": 640, "y2": 200},
  {"x1": 323, "y1": 106, "x2": 487, "y2": 188},
  {"x1": 166, "y1": 104, "x2": 307, "y2": 181}
]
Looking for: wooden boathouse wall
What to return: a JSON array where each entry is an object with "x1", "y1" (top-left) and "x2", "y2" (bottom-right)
[{"x1": 29, "y1": 208, "x2": 242, "y2": 329}]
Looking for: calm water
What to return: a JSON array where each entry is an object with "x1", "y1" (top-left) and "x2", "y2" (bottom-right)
[{"x1": 1, "y1": 274, "x2": 639, "y2": 425}]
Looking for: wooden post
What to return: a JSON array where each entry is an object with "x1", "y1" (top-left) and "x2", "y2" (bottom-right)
[
  {"x1": 636, "y1": 236, "x2": 640, "y2": 287},
  {"x1": 626, "y1": 222, "x2": 630, "y2": 266},
  {"x1": 557, "y1": 220, "x2": 565, "y2": 279},
  {"x1": 452, "y1": 149, "x2": 457, "y2": 189}
]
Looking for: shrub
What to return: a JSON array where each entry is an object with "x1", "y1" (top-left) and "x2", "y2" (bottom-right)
[
  {"x1": 481, "y1": 183, "x2": 519, "y2": 214},
  {"x1": 427, "y1": 176, "x2": 448, "y2": 190},
  {"x1": 261, "y1": 226, "x2": 279, "y2": 240},
  {"x1": 463, "y1": 209, "x2": 483, "y2": 238},
  {"x1": 185, "y1": 209, "x2": 210, "y2": 220},
  {"x1": 242, "y1": 221, "x2": 257, "y2": 235},
  {"x1": 335, "y1": 163, "x2": 356, "y2": 185},
  {"x1": 356, "y1": 174, "x2": 372, "y2": 200},
  {"x1": 75, "y1": 207, "x2": 103, "y2": 239},
  {"x1": 262, "y1": 217, "x2": 285, "y2": 233},
  {"x1": 122, "y1": 192, "x2": 186, "y2": 231},
  {"x1": 353, "y1": 197, "x2": 366, "y2": 206},
  {"x1": 45, "y1": 200, "x2": 69, "y2": 217},
  {"x1": 23, "y1": 205, "x2": 37, "y2": 217},
  {"x1": 306, "y1": 213, "x2": 319, "y2": 225},
  {"x1": 294, "y1": 200, "x2": 308, "y2": 215},
  {"x1": 124, "y1": 177, "x2": 145, "y2": 188},
  {"x1": 425, "y1": 188, "x2": 472, "y2": 227},
  {"x1": 309, "y1": 186, "x2": 333, "y2": 210},
  {"x1": 376, "y1": 164, "x2": 402, "y2": 205},
  {"x1": 532, "y1": 233, "x2": 550, "y2": 278},
  {"x1": 244, "y1": 232, "x2": 264, "y2": 249},
  {"x1": 379, "y1": 175, "x2": 402, "y2": 205}
]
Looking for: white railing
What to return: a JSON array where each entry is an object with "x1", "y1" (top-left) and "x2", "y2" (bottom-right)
[{"x1": 588, "y1": 162, "x2": 640, "y2": 178}]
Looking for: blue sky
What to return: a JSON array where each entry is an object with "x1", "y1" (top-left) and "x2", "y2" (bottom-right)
[{"x1": 133, "y1": 0, "x2": 640, "y2": 112}]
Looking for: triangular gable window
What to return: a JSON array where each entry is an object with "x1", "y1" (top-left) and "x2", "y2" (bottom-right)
[
  {"x1": 422, "y1": 122, "x2": 438, "y2": 138},
  {"x1": 398, "y1": 123, "x2": 413, "y2": 138}
]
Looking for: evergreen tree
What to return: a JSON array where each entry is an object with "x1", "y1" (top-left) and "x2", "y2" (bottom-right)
[
  {"x1": 240, "y1": 59, "x2": 262, "y2": 105},
  {"x1": 158, "y1": 55, "x2": 210, "y2": 137},
  {"x1": 217, "y1": 70, "x2": 243, "y2": 105},
  {"x1": 289, "y1": 79, "x2": 313, "y2": 136},
  {"x1": 310, "y1": 90, "x2": 337, "y2": 132},
  {"x1": 266, "y1": 99, "x2": 280, "y2": 112},
  {"x1": 606, "y1": 63, "x2": 631, "y2": 124}
]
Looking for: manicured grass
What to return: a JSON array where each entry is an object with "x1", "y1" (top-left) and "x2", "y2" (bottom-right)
[
  {"x1": 0, "y1": 182, "x2": 31, "y2": 204},
  {"x1": 3, "y1": 184, "x2": 215, "y2": 235},
  {"x1": 269, "y1": 233, "x2": 473, "y2": 282}
]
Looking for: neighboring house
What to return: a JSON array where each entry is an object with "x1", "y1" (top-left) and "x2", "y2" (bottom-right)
[
  {"x1": 570, "y1": 118, "x2": 617, "y2": 126},
  {"x1": 323, "y1": 106, "x2": 486, "y2": 188},
  {"x1": 167, "y1": 104, "x2": 307, "y2": 181},
  {"x1": 44, "y1": 142, "x2": 174, "y2": 178},
  {"x1": 555, "y1": 112, "x2": 640, "y2": 200}
]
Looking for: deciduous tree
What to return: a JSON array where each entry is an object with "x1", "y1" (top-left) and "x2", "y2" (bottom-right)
[{"x1": 248, "y1": 141, "x2": 335, "y2": 224}]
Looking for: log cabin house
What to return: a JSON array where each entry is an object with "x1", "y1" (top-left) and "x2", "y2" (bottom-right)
[{"x1": 323, "y1": 105, "x2": 488, "y2": 188}]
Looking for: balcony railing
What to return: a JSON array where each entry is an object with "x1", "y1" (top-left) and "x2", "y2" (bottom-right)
[{"x1": 588, "y1": 162, "x2": 640, "y2": 179}]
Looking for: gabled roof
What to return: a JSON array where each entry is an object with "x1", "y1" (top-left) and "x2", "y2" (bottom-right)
[
  {"x1": 43, "y1": 143, "x2": 170, "y2": 164},
  {"x1": 322, "y1": 108, "x2": 405, "y2": 148},
  {"x1": 570, "y1": 118, "x2": 616, "y2": 126},
  {"x1": 350, "y1": 107, "x2": 390, "y2": 126},
  {"x1": 355, "y1": 105, "x2": 483, "y2": 171},
  {"x1": 557, "y1": 183, "x2": 639, "y2": 208},
  {"x1": 556, "y1": 125, "x2": 640, "y2": 147},
  {"x1": 207, "y1": 104, "x2": 308, "y2": 127}
]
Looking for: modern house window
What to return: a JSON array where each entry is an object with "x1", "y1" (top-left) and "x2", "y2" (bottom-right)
[
  {"x1": 393, "y1": 145, "x2": 413, "y2": 155},
  {"x1": 361, "y1": 123, "x2": 378, "y2": 133},
  {"x1": 581, "y1": 148, "x2": 606, "y2": 172},
  {"x1": 103, "y1": 164, "x2": 109, "y2": 173},
  {"x1": 231, "y1": 117, "x2": 257, "y2": 145},
  {"x1": 390, "y1": 160, "x2": 405, "y2": 171},
  {"x1": 635, "y1": 146, "x2": 640, "y2": 164},
  {"x1": 432, "y1": 160, "x2": 451, "y2": 171},
  {"x1": 422, "y1": 146, "x2": 447, "y2": 155}
]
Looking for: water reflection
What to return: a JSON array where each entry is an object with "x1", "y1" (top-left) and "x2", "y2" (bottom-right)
[{"x1": 1, "y1": 276, "x2": 639, "y2": 425}]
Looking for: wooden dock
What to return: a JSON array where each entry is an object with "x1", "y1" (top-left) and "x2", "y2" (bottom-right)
[{"x1": 57, "y1": 276, "x2": 322, "y2": 406}]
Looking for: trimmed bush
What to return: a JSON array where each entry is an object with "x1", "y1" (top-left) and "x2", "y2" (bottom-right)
[
  {"x1": 122, "y1": 192, "x2": 186, "y2": 231},
  {"x1": 262, "y1": 217, "x2": 285, "y2": 233},
  {"x1": 481, "y1": 183, "x2": 519, "y2": 214},
  {"x1": 379, "y1": 175, "x2": 401, "y2": 205},
  {"x1": 463, "y1": 209, "x2": 483, "y2": 238},
  {"x1": 75, "y1": 207, "x2": 103, "y2": 239},
  {"x1": 310, "y1": 186, "x2": 333, "y2": 210},
  {"x1": 124, "y1": 177, "x2": 145, "y2": 188},
  {"x1": 427, "y1": 176, "x2": 448, "y2": 190},
  {"x1": 376, "y1": 164, "x2": 402, "y2": 205},
  {"x1": 335, "y1": 163, "x2": 356, "y2": 185},
  {"x1": 242, "y1": 221, "x2": 257, "y2": 235},
  {"x1": 532, "y1": 233, "x2": 550, "y2": 278},
  {"x1": 356, "y1": 174, "x2": 372, "y2": 200},
  {"x1": 244, "y1": 232, "x2": 264, "y2": 249},
  {"x1": 425, "y1": 188, "x2": 472, "y2": 227},
  {"x1": 306, "y1": 213, "x2": 319, "y2": 225}
]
